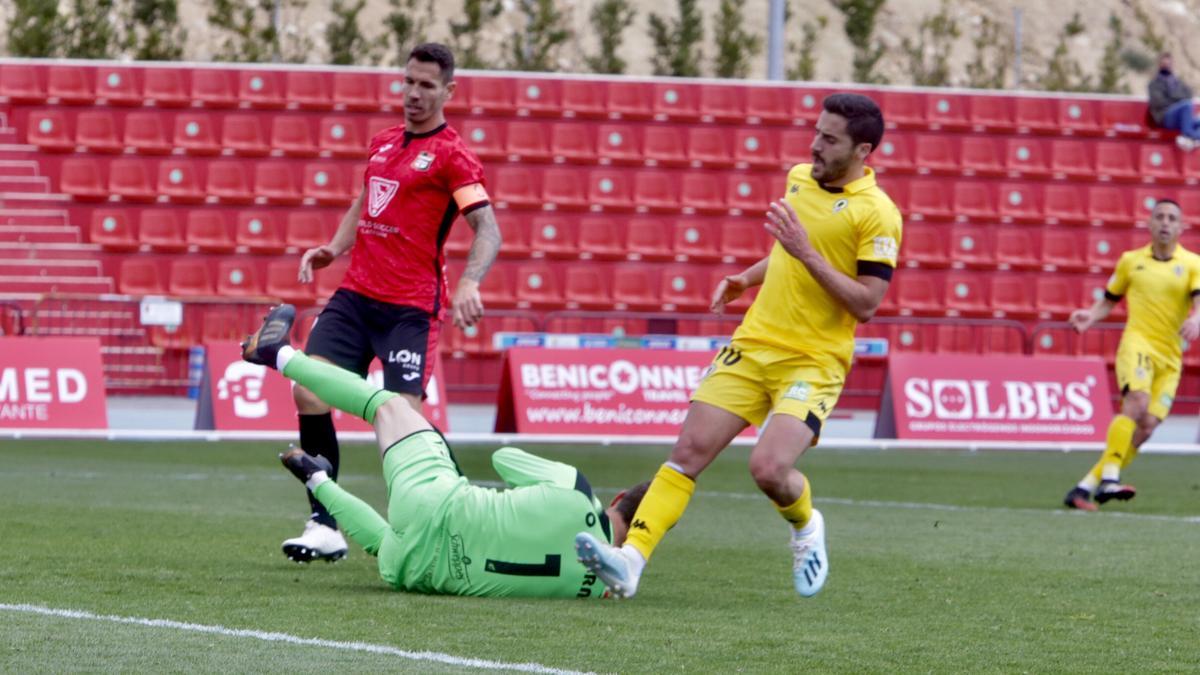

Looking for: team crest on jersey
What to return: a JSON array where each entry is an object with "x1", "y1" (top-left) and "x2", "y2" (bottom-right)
[
  {"x1": 1174, "y1": 264, "x2": 1183, "y2": 277},
  {"x1": 412, "y1": 151, "x2": 436, "y2": 171},
  {"x1": 832, "y1": 198, "x2": 849, "y2": 213},
  {"x1": 367, "y1": 176, "x2": 400, "y2": 217}
]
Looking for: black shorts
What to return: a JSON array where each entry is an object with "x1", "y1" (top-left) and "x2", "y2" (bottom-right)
[{"x1": 305, "y1": 288, "x2": 439, "y2": 397}]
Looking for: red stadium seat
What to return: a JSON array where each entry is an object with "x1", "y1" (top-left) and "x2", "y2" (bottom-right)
[
  {"x1": 47, "y1": 66, "x2": 93, "y2": 104},
  {"x1": 1087, "y1": 186, "x2": 1132, "y2": 225},
  {"x1": 1005, "y1": 138, "x2": 1049, "y2": 178},
  {"x1": 444, "y1": 220, "x2": 473, "y2": 258},
  {"x1": 543, "y1": 167, "x2": 589, "y2": 210},
  {"x1": 948, "y1": 225, "x2": 993, "y2": 269},
  {"x1": 495, "y1": 215, "x2": 531, "y2": 259},
  {"x1": 779, "y1": 130, "x2": 815, "y2": 163},
  {"x1": 959, "y1": 137, "x2": 1003, "y2": 176},
  {"x1": 686, "y1": 127, "x2": 732, "y2": 167},
  {"x1": 563, "y1": 265, "x2": 611, "y2": 310},
  {"x1": 659, "y1": 265, "x2": 708, "y2": 311},
  {"x1": 606, "y1": 81, "x2": 654, "y2": 119},
  {"x1": 1094, "y1": 142, "x2": 1138, "y2": 180},
  {"x1": 1085, "y1": 230, "x2": 1129, "y2": 270},
  {"x1": 332, "y1": 72, "x2": 379, "y2": 111},
  {"x1": 900, "y1": 224, "x2": 949, "y2": 268},
  {"x1": 318, "y1": 116, "x2": 365, "y2": 158},
  {"x1": 314, "y1": 259, "x2": 351, "y2": 299},
  {"x1": 733, "y1": 129, "x2": 780, "y2": 170},
  {"x1": 514, "y1": 78, "x2": 561, "y2": 116},
  {"x1": 881, "y1": 92, "x2": 925, "y2": 129},
  {"x1": 886, "y1": 324, "x2": 937, "y2": 354},
  {"x1": 792, "y1": 88, "x2": 835, "y2": 121},
  {"x1": 1079, "y1": 274, "x2": 1123, "y2": 320},
  {"x1": 1041, "y1": 229, "x2": 1085, "y2": 271},
  {"x1": 206, "y1": 159, "x2": 254, "y2": 203},
  {"x1": 611, "y1": 264, "x2": 660, "y2": 311},
  {"x1": 910, "y1": 180, "x2": 955, "y2": 220},
  {"x1": 235, "y1": 210, "x2": 285, "y2": 254},
  {"x1": 927, "y1": 93, "x2": 970, "y2": 131},
  {"x1": 461, "y1": 119, "x2": 505, "y2": 161},
  {"x1": 378, "y1": 73, "x2": 406, "y2": 109},
  {"x1": 285, "y1": 71, "x2": 332, "y2": 110},
  {"x1": 143, "y1": 68, "x2": 189, "y2": 107},
  {"x1": 1032, "y1": 327, "x2": 1079, "y2": 357},
  {"x1": 139, "y1": 210, "x2": 187, "y2": 252},
  {"x1": 285, "y1": 211, "x2": 330, "y2": 249},
  {"x1": 699, "y1": 84, "x2": 745, "y2": 123},
  {"x1": 673, "y1": 220, "x2": 720, "y2": 262},
  {"x1": 680, "y1": 174, "x2": 726, "y2": 214},
  {"x1": 75, "y1": 111, "x2": 121, "y2": 153},
  {"x1": 0, "y1": 63, "x2": 46, "y2": 103},
  {"x1": 118, "y1": 258, "x2": 165, "y2": 295},
  {"x1": 303, "y1": 163, "x2": 351, "y2": 205},
  {"x1": 215, "y1": 258, "x2": 263, "y2": 297},
  {"x1": 271, "y1": 116, "x2": 318, "y2": 157},
  {"x1": 934, "y1": 324, "x2": 976, "y2": 354},
  {"x1": 1100, "y1": 100, "x2": 1147, "y2": 134},
  {"x1": 871, "y1": 133, "x2": 913, "y2": 174},
  {"x1": 1043, "y1": 184, "x2": 1089, "y2": 225},
  {"x1": 988, "y1": 275, "x2": 1033, "y2": 318},
  {"x1": 577, "y1": 217, "x2": 625, "y2": 260},
  {"x1": 240, "y1": 70, "x2": 285, "y2": 108},
  {"x1": 514, "y1": 262, "x2": 564, "y2": 309},
  {"x1": 626, "y1": 217, "x2": 673, "y2": 261},
  {"x1": 266, "y1": 260, "x2": 318, "y2": 304},
  {"x1": 254, "y1": 162, "x2": 302, "y2": 204},
  {"x1": 912, "y1": 134, "x2": 957, "y2": 174},
  {"x1": 1137, "y1": 143, "x2": 1181, "y2": 182},
  {"x1": 493, "y1": 166, "x2": 542, "y2": 208},
  {"x1": 505, "y1": 121, "x2": 551, "y2": 162},
  {"x1": 587, "y1": 169, "x2": 634, "y2": 211},
  {"x1": 1185, "y1": 150, "x2": 1200, "y2": 182},
  {"x1": 27, "y1": 110, "x2": 73, "y2": 152},
  {"x1": 186, "y1": 210, "x2": 234, "y2": 253},
  {"x1": 124, "y1": 111, "x2": 172, "y2": 155},
  {"x1": 560, "y1": 80, "x2": 607, "y2": 118},
  {"x1": 90, "y1": 209, "x2": 138, "y2": 251},
  {"x1": 994, "y1": 227, "x2": 1039, "y2": 270},
  {"x1": 979, "y1": 325, "x2": 1025, "y2": 355},
  {"x1": 95, "y1": 67, "x2": 141, "y2": 106},
  {"x1": 632, "y1": 170, "x2": 679, "y2": 212},
  {"x1": 1049, "y1": 139, "x2": 1093, "y2": 178},
  {"x1": 109, "y1": 159, "x2": 157, "y2": 202},
  {"x1": 527, "y1": 215, "x2": 578, "y2": 259},
  {"x1": 1035, "y1": 276, "x2": 1078, "y2": 318},
  {"x1": 967, "y1": 95, "x2": 1015, "y2": 132},
  {"x1": 470, "y1": 77, "x2": 516, "y2": 115},
  {"x1": 191, "y1": 69, "x2": 237, "y2": 107},
  {"x1": 1132, "y1": 189, "x2": 1174, "y2": 220},
  {"x1": 997, "y1": 183, "x2": 1042, "y2": 222},
  {"x1": 653, "y1": 83, "x2": 699, "y2": 121},
  {"x1": 595, "y1": 124, "x2": 641, "y2": 164},
  {"x1": 219, "y1": 114, "x2": 266, "y2": 157},
  {"x1": 159, "y1": 159, "x2": 205, "y2": 203},
  {"x1": 174, "y1": 113, "x2": 221, "y2": 155},
  {"x1": 727, "y1": 175, "x2": 775, "y2": 214},
  {"x1": 474, "y1": 262, "x2": 516, "y2": 309},
  {"x1": 896, "y1": 271, "x2": 943, "y2": 315},
  {"x1": 549, "y1": 122, "x2": 596, "y2": 163},
  {"x1": 169, "y1": 259, "x2": 214, "y2": 296},
  {"x1": 1058, "y1": 99, "x2": 1102, "y2": 135},
  {"x1": 745, "y1": 86, "x2": 792, "y2": 124},
  {"x1": 1013, "y1": 97, "x2": 1058, "y2": 134}
]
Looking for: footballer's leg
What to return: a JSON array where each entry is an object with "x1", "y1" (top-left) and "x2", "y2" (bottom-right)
[
  {"x1": 753, "y1": 412, "x2": 826, "y2": 597},
  {"x1": 576, "y1": 401, "x2": 748, "y2": 598},
  {"x1": 280, "y1": 448, "x2": 390, "y2": 558}
]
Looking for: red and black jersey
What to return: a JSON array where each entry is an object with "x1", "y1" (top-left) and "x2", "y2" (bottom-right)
[{"x1": 341, "y1": 123, "x2": 488, "y2": 315}]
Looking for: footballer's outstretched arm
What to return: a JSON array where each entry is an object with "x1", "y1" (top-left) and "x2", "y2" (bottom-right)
[
  {"x1": 452, "y1": 204, "x2": 503, "y2": 329},
  {"x1": 711, "y1": 256, "x2": 770, "y2": 313},
  {"x1": 763, "y1": 200, "x2": 889, "y2": 322},
  {"x1": 299, "y1": 191, "x2": 365, "y2": 283}
]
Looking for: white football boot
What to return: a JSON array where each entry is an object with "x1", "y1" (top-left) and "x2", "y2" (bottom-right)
[
  {"x1": 282, "y1": 520, "x2": 348, "y2": 563},
  {"x1": 791, "y1": 509, "x2": 828, "y2": 597},
  {"x1": 575, "y1": 533, "x2": 642, "y2": 598}
]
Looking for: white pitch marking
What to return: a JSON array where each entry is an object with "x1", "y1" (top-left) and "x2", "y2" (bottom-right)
[{"x1": 0, "y1": 603, "x2": 596, "y2": 675}]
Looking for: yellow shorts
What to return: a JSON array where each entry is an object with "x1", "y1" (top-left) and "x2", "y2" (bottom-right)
[
  {"x1": 690, "y1": 340, "x2": 845, "y2": 434},
  {"x1": 1114, "y1": 338, "x2": 1180, "y2": 420}
]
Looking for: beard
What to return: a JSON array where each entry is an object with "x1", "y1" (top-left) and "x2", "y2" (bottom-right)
[{"x1": 812, "y1": 151, "x2": 853, "y2": 184}]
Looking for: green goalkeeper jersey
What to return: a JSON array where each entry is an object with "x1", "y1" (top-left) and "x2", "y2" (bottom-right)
[{"x1": 377, "y1": 447, "x2": 611, "y2": 599}]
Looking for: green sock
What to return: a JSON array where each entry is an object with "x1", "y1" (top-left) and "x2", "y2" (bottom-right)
[
  {"x1": 282, "y1": 352, "x2": 397, "y2": 424},
  {"x1": 313, "y1": 481, "x2": 390, "y2": 556}
]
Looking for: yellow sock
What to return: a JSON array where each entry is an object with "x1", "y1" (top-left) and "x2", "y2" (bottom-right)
[
  {"x1": 1121, "y1": 443, "x2": 1140, "y2": 469},
  {"x1": 624, "y1": 464, "x2": 696, "y2": 562},
  {"x1": 1087, "y1": 415, "x2": 1136, "y2": 483},
  {"x1": 776, "y1": 475, "x2": 814, "y2": 530}
]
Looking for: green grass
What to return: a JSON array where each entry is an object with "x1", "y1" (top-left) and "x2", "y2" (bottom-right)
[{"x1": 2, "y1": 439, "x2": 1199, "y2": 673}]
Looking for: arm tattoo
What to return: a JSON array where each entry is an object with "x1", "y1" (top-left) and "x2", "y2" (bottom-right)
[{"x1": 462, "y1": 206, "x2": 502, "y2": 283}]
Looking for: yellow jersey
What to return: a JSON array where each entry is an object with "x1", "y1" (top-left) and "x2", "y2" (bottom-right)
[
  {"x1": 1106, "y1": 243, "x2": 1200, "y2": 360},
  {"x1": 732, "y1": 164, "x2": 903, "y2": 371}
]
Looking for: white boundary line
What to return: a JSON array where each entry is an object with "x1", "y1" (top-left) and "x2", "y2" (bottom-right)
[
  {"x1": 0, "y1": 603, "x2": 595, "y2": 675},
  {"x1": 3, "y1": 427, "x2": 1200, "y2": 455}
]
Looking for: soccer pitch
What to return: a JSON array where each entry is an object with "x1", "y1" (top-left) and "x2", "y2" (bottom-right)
[{"x1": 2, "y1": 439, "x2": 1198, "y2": 673}]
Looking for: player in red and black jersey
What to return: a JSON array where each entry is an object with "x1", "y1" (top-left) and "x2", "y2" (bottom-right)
[{"x1": 282, "y1": 43, "x2": 502, "y2": 562}]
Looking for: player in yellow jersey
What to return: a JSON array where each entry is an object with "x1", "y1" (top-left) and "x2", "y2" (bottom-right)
[
  {"x1": 576, "y1": 93, "x2": 902, "y2": 598},
  {"x1": 1063, "y1": 199, "x2": 1200, "y2": 510}
]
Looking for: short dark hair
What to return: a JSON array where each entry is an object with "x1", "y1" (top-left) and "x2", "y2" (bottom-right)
[
  {"x1": 822, "y1": 93, "x2": 885, "y2": 153},
  {"x1": 611, "y1": 481, "x2": 651, "y2": 526},
  {"x1": 408, "y1": 43, "x2": 455, "y2": 83},
  {"x1": 1155, "y1": 198, "x2": 1182, "y2": 211}
]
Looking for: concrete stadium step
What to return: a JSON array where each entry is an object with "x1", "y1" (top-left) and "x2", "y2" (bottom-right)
[
  {"x1": 0, "y1": 258, "x2": 103, "y2": 277},
  {"x1": 30, "y1": 305, "x2": 141, "y2": 333},
  {"x1": 0, "y1": 275, "x2": 113, "y2": 294},
  {"x1": 0, "y1": 242, "x2": 101, "y2": 260},
  {"x1": 0, "y1": 160, "x2": 38, "y2": 177},
  {"x1": 0, "y1": 175, "x2": 50, "y2": 192},
  {"x1": 0, "y1": 193, "x2": 71, "y2": 210},
  {"x1": 0, "y1": 225, "x2": 80, "y2": 243},
  {"x1": 0, "y1": 208, "x2": 70, "y2": 226}
]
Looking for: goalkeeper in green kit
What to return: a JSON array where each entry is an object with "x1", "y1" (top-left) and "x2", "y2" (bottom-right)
[{"x1": 242, "y1": 304, "x2": 648, "y2": 598}]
